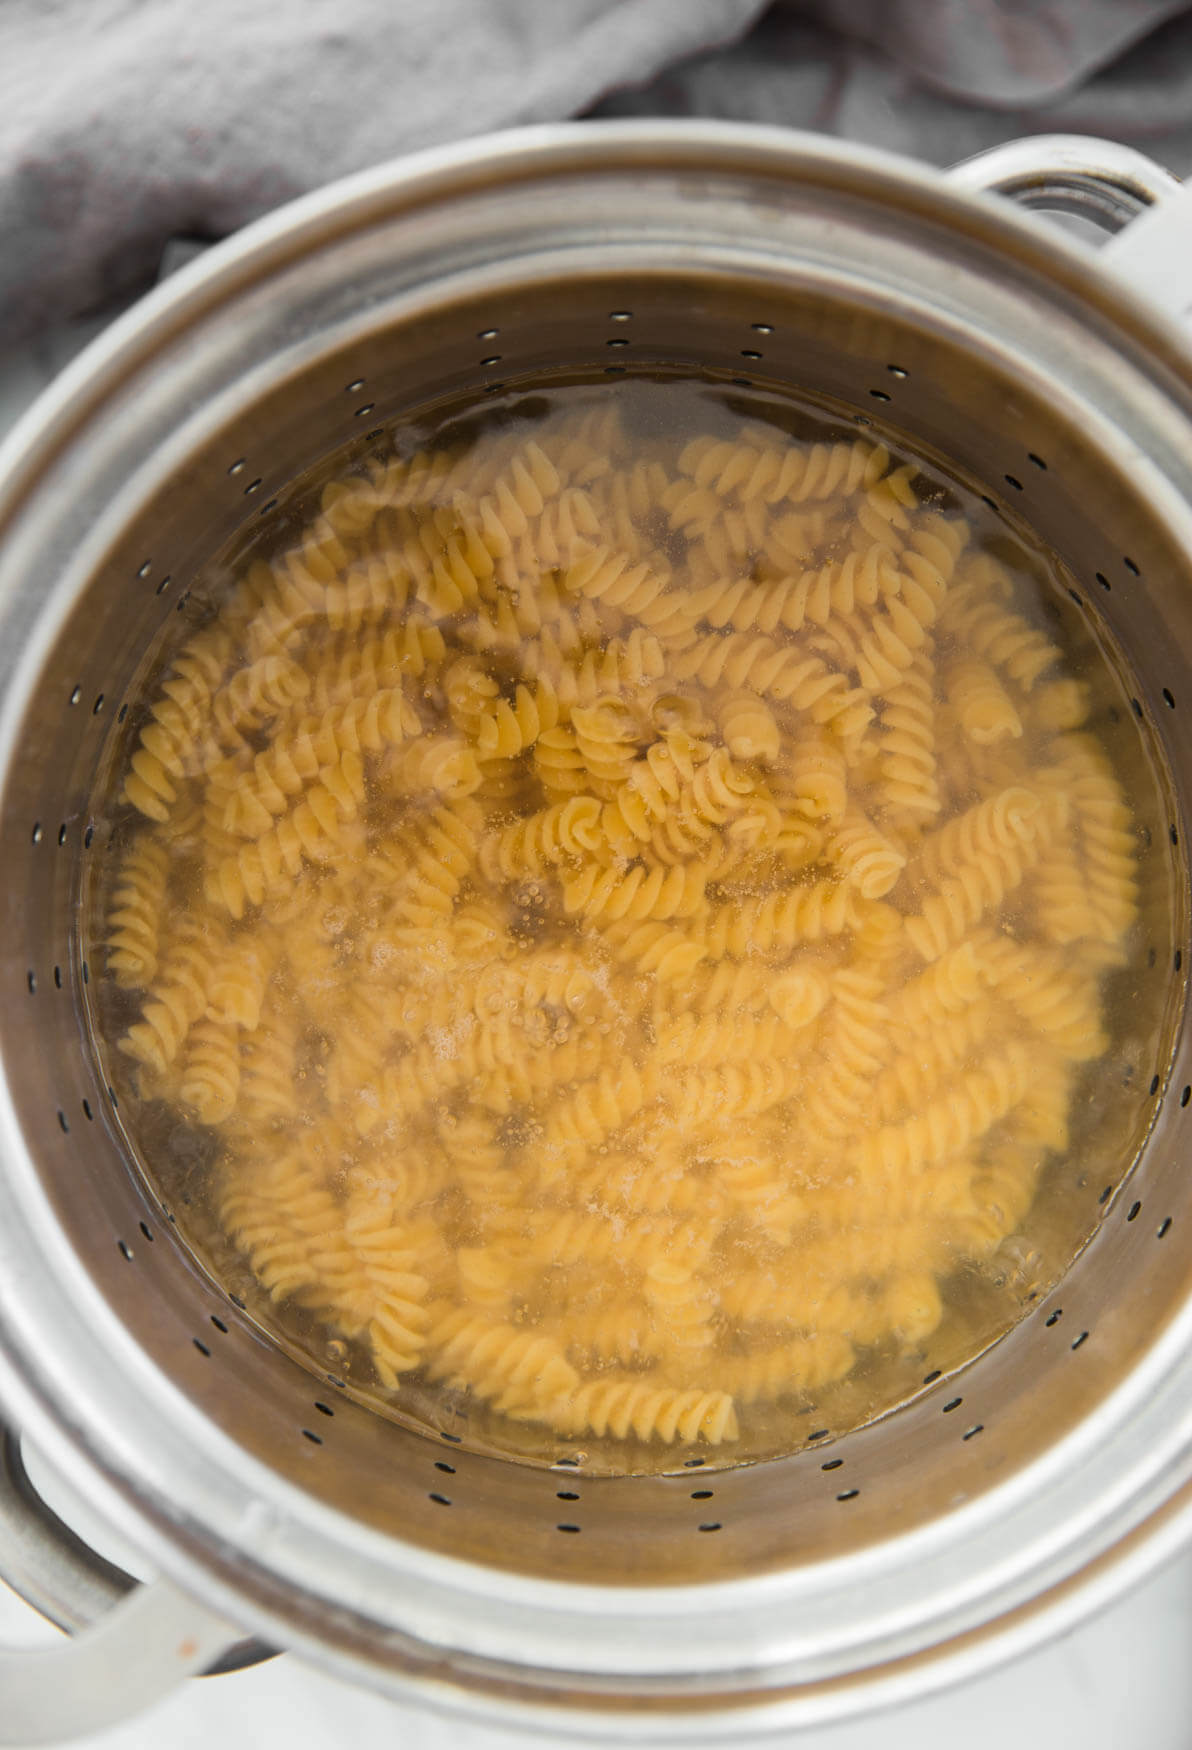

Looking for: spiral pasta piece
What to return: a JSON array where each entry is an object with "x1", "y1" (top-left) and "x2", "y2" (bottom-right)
[
  {"x1": 697, "y1": 880, "x2": 858, "y2": 959},
  {"x1": 557, "y1": 1376, "x2": 739, "y2": 1443},
  {"x1": 106, "y1": 835, "x2": 171, "y2": 988},
  {"x1": 179, "y1": 1017, "x2": 241, "y2": 1125},
  {"x1": 827, "y1": 809, "x2": 907, "y2": 898},
  {"x1": 874, "y1": 651, "x2": 940, "y2": 826},
  {"x1": 424, "y1": 1308, "x2": 579, "y2": 1415},
  {"x1": 679, "y1": 432, "x2": 884, "y2": 505},
  {"x1": 563, "y1": 859, "x2": 707, "y2": 923},
  {"x1": 947, "y1": 659, "x2": 1023, "y2": 745}
]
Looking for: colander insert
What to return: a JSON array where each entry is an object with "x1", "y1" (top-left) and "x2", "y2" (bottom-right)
[{"x1": 0, "y1": 126, "x2": 1190, "y2": 1734}]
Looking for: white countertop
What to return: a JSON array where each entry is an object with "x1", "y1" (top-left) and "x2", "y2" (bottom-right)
[{"x1": 3, "y1": 1548, "x2": 1192, "y2": 1750}]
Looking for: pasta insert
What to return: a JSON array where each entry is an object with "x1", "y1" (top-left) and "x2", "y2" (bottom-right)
[{"x1": 96, "y1": 383, "x2": 1141, "y2": 1458}]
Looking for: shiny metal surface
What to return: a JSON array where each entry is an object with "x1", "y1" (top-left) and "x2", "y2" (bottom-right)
[
  {"x1": 0, "y1": 1427, "x2": 276, "y2": 1679},
  {"x1": 0, "y1": 1426, "x2": 134, "y2": 1635},
  {"x1": 948, "y1": 132, "x2": 1183, "y2": 229},
  {"x1": 1, "y1": 122, "x2": 1192, "y2": 1739},
  {"x1": 0, "y1": 1571, "x2": 239, "y2": 1747},
  {"x1": 949, "y1": 131, "x2": 1192, "y2": 326}
]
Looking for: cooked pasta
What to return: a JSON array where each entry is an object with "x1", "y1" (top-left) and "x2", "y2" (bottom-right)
[{"x1": 99, "y1": 387, "x2": 1141, "y2": 1455}]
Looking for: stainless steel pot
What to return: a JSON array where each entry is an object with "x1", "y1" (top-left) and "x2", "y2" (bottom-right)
[{"x1": 2, "y1": 123, "x2": 1192, "y2": 1745}]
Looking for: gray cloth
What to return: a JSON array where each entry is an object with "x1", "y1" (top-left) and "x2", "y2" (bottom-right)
[
  {"x1": 0, "y1": 0, "x2": 770, "y2": 341},
  {"x1": 3, "y1": 0, "x2": 1192, "y2": 347},
  {"x1": 593, "y1": 1, "x2": 1192, "y2": 169}
]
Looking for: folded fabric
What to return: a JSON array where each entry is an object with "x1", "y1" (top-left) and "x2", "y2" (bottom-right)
[
  {"x1": 776, "y1": 0, "x2": 1191, "y2": 106},
  {"x1": 2, "y1": 0, "x2": 1190, "y2": 346},
  {"x1": 595, "y1": 1, "x2": 1192, "y2": 173},
  {"x1": 0, "y1": 0, "x2": 769, "y2": 343}
]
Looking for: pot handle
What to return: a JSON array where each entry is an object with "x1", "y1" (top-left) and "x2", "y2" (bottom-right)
[
  {"x1": 0, "y1": 1426, "x2": 274, "y2": 1744},
  {"x1": 948, "y1": 133, "x2": 1192, "y2": 325}
]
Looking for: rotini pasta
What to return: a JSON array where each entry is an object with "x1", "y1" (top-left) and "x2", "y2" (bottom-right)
[{"x1": 98, "y1": 384, "x2": 1141, "y2": 1460}]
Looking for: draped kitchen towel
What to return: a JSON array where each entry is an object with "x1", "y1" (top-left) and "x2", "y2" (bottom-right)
[{"x1": 2, "y1": 0, "x2": 1190, "y2": 345}]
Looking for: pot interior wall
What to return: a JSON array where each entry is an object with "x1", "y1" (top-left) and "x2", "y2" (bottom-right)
[{"x1": 1, "y1": 266, "x2": 1189, "y2": 1586}]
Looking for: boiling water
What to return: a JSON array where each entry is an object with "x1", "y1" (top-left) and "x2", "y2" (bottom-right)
[{"x1": 85, "y1": 376, "x2": 1171, "y2": 1471}]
